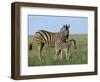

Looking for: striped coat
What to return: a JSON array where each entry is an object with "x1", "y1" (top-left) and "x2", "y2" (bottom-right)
[
  {"x1": 33, "y1": 30, "x2": 56, "y2": 47},
  {"x1": 29, "y1": 24, "x2": 70, "y2": 61}
]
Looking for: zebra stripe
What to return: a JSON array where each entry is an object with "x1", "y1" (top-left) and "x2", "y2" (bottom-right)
[
  {"x1": 29, "y1": 24, "x2": 70, "y2": 61},
  {"x1": 45, "y1": 31, "x2": 51, "y2": 45},
  {"x1": 37, "y1": 31, "x2": 46, "y2": 42},
  {"x1": 33, "y1": 30, "x2": 56, "y2": 46}
]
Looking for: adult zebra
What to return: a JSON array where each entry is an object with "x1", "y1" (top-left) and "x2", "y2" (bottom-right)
[{"x1": 29, "y1": 24, "x2": 70, "y2": 61}]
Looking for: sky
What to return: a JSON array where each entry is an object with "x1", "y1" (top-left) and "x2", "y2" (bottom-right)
[{"x1": 28, "y1": 15, "x2": 88, "y2": 35}]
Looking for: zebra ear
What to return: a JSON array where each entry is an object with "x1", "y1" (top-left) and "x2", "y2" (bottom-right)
[
  {"x1": 63, "y1": 25, "x2": 65, "y2": 27},
  {"x1": 60, "y1": 25, "x2": 65, "y2": 32},
  {"x1": 66, "y1": 24, "x2": 70, "y2": 28},
  {"x1": 68, "y1": 25, "x2": 70, "y2": 28}
]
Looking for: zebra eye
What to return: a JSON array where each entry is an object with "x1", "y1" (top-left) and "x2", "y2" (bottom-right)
[
  {"x1": 62, "y1": 27, "x2": 66, "y2": 31},
  {"x1": 60, "y1": 27, "x2": 64, "y2": 31}
]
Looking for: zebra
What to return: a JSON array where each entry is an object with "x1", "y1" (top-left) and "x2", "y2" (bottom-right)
[
  {"x1": 29, "y1": 24, "x2": 70, "y2": 61},
  {"x1": 56, "y1": 39, "x2": 77, "y2": 60}
]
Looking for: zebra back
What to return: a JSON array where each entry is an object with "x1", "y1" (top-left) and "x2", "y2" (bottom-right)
[
  {"x1": 33, "y1": 30, "x2": 55, "y2": 46},
  {"x1": 29, "y1": 24, "x2": 70, "y2": 50}
]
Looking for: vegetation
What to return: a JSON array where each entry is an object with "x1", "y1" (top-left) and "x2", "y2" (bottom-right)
[{"x1": 28, "y1": 34, "x2": 88, "y2": 66}]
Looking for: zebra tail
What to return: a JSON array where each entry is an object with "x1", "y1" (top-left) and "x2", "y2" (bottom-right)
[
  {"x1": 29, "y1": 43, "x2": 32, "y2": 50},
  {"x1": 29, "y1": 36, "x2": 34, "y2": 50}
]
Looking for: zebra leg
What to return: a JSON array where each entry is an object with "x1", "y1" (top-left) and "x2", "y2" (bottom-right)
[
  {"x1": 60, "y1": 50, "x2": 63, "y2": 59},
  {"x1": 68, "y1": 52, "x2": 70, "y2": 60},
  {"x1": 38, "y1": 43, "x2": 44, "y2": 61},
  {"x1": 55, "y1": 49, "x2": 60, "y2": 60},
  {"x1": 65, "y1": 48, "x2": 68, "y2": 60},
  {"x1": 55, "y1": 47, "x2": 57, "y2": 60},
  {"x1": 67, "y1": 48, "x2": 70, "y2": 60}
]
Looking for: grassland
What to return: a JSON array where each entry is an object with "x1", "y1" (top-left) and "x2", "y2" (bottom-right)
[{"x1": 28, "y1": 34, "x2": 88, "y2": 66}]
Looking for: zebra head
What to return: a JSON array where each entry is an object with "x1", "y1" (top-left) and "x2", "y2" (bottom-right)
[{"x1": 60, "y1": 24, "x2": 70, "y2": 40}]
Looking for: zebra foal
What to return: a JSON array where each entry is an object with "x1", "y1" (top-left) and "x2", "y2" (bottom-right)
[{"x1": 56, "y1": 39, "x2": 77, "y2": 60}]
